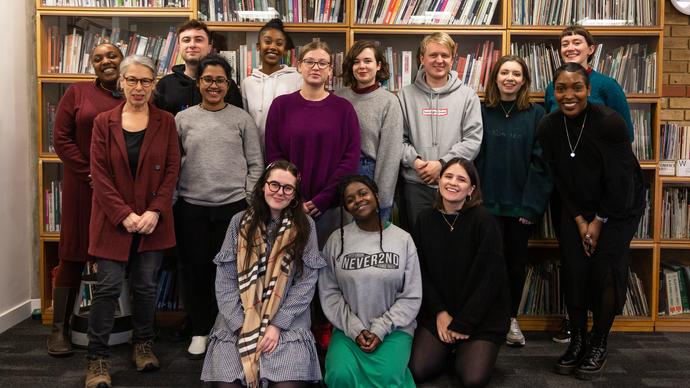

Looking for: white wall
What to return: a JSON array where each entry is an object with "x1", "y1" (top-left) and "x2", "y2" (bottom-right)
[{"x1": 0, "y1": 1, "x2": 37, "y2": 333}]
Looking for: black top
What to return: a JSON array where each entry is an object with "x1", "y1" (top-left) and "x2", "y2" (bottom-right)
[
  {"x1": 153, "y1": 64, "x2": 242, "y2": 116},
  {"x1": 413, "y1": 206, "x2": 510, "y2": 337},
  {"x1": 537, "y1": 104, "x2": 645, "y2": 221},
  {"x1": 123, "y1": 128, "x2": 146, "y2": 179}
]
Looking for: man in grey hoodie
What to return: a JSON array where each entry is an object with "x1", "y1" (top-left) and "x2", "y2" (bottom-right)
[{"x1": 398, "y1": 32, "x2": 483, "y2": 227}]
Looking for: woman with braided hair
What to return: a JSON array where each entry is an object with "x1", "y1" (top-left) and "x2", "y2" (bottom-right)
[{"x1": 202, "y1": 160, "x2": 325, "y2": 388}]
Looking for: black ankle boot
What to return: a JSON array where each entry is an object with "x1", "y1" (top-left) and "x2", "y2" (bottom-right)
[
  {"x1": 554, "y1": 327, "x2": 587, "y2": 375},
  {"x1": 575, "y1": 332, "x2": 608, "y2": 380}
]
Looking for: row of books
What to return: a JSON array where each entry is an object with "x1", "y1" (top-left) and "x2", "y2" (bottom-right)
[
  {"x1": 200, "y1": 0, "x2": 344, "y2": 23},
  {"x1": 157, "y1": 270, "x2": 183, "y2": 311},
  {"x1": 380, "y1": 49, "x2": 413, "y2": 92},
  {"x1": 518, "y1": 260, "x2": 650, "y2": 317},
  {"x1": 46, "y1": 23, "x2": 182, "y2": 75},
  {"x1": 511, "y1": 0, "x2": 657, "y2": 26},
  {"x1": 455, "y1": 40, "x2": 500, "y2": 92},
  {"x1": 45, "y1": 102, "x2": 58, "y2": 154},
  {"x1": 220, "y1": 45, "x2": 344, "y2": 90},
  {"x1": 662, "y1": 187, "x2": 690, "y2": 239},
  {"x1": 45, "y1": 180, "x2": 63, "y2": 233},
  {"x1": 659, "y1": 263, "x2": 690, "y2": 316},
  {"x1": 42, "y1": 0, "x2": 188, "y2": 6},
  {"x1": 631, "y1": 106, "x2": 653, "y2": 161},
  {"x1": 510, "y1": 41, "x2": 656, "y2": 94},
  {"x1": 660, "y1": 124, "x2": 690, "y2": 161},
  {"x1": 533, "y1": 188, "x2": 652, "y2": 240},
  {"x1": 355, "y1": 0, "x2": 499, "y2": 25}
]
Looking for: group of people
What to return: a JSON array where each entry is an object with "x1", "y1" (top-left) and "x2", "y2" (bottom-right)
[{"x1": 47, "y1": 17, "x2": 644, "y2": 388}]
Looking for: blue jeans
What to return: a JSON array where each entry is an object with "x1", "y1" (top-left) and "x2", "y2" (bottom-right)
[
  {"x1": 359, "y1": 155, "x2": 391, "y2": 222},
  {"x1": 87, "y1": 248, "x2": 163, "y2": 358}
]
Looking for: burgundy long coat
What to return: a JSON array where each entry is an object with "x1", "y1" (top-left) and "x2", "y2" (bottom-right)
[
  {"x1": 53, "y1": 81, "x2": 122, "y2": 262},
  {"x1": 88, "y1": 102, "x2": 180, "y2": 262}
]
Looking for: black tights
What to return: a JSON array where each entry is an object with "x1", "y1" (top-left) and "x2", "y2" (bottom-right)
[
  {"x1": 568, "y1": 270, "x2": 617, "y2": 335},
  {"x1": 212, "y1": 381, "x2": 306, "y2": 388},
  {"x1": 408, "y1": 327, "x2": 499, "y2": 388}
]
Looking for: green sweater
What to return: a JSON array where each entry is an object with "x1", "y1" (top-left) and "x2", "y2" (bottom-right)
[
  {"x1": 475, "y1": 102, "x2": 551, "y2": 221},
  {"x1": 544, "y1": 70, "x2": 634, "y2": 142}
]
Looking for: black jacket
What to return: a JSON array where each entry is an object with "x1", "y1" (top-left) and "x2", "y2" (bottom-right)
[{"x1": 154, "y1": 64, "x2": 242, "y2": 116}]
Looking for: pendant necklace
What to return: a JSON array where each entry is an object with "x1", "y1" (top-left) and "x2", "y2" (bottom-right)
[
  {"x1": 441, "y1": 212, "x2": 460, "y2": 232},
  {"x1": 564, "y1": 113, "x2": 587, "y2": 158},
  {"x1": 499, "y1": 101, "x2": 516, "y2": 118}
]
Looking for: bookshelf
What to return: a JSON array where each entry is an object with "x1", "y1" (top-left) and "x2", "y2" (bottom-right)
[
  {"x1": 35, "y1": 0, "x2": 686, "y2": 333},
  {"x1": 35, "y1": 1, "x2": 194, "y2": 325}
]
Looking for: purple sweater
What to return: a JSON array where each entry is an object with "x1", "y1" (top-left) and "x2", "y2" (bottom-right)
[{"x1": 265, "y1": 91, "x2": 360, "y2": 211}]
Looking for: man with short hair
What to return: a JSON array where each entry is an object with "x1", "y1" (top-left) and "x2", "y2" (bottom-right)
[{"x1": 154, "y1": 19, "x2": 242, "y2": 114}]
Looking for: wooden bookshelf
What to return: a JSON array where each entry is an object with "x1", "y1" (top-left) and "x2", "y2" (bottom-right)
[
  {"x1": 35, "y1": 0, "x2": 686, "y2": 333},
  {"x1": 34, "y1": 2, "x2": 193, "y2": 326}
]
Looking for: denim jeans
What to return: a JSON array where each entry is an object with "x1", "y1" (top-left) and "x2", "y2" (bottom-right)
[
  {"x1": 359, "y1": 154, "x2": 392, "y2": 222},
  {"x1": 87, "y1": 249, "x2": 163, "y2": 358}
]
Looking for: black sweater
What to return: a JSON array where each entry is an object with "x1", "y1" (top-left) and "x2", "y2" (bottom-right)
[
  {"x1": 154, "y1": 64, "x2": 242, "y2": 116},
  {"x1": 537, "y1": 104, "x2": 645, "y2": 221},
  {"x1": 413, "y1": 206, "x2": 510, "y2": 336}
]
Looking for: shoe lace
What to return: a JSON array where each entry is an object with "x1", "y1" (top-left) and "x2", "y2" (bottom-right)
[
  {"x1": 89, "y1": 359, "x2": 110, "y2": 376},
  {"x1": 136, "y1": 340, "x2": 154, "y2": 355}
]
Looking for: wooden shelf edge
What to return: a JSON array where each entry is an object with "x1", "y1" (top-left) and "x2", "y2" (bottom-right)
[
  {"x1": 517, "y1": 316, "x2": 654, "y2": 332},
  {"x1": 508, "y1": 26, "x2": 662, "y2": 34},
  {"x1": 351, "y1": 23, "x2": 505, "y2": 30},
  {"x1": 37, "y1": 6, "x2": 192, "y2": 13},
  {"x1": 37, "y1": 8, "x2": 192, "y2": 17},
  {"x1": 660, "y1": 176, "x2": 690, "y2": 184}
]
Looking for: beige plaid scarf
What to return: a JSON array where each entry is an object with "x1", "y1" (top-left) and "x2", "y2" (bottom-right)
[{"x1": 236, "y1": 210, "x2": 296, "y2": 387}]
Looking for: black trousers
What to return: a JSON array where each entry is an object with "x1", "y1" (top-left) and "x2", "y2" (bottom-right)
[
  {"x1": 174, "y1": 198, "x2": 246, "y2": 336},
  {"x1": 558, "y1": 207, "x2": 639, "y2": 327},
  {"x1": 494, "y1": 216, "x2": 531, "y2": 317}
]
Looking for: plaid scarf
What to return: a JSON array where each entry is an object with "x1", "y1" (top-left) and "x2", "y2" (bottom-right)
[{"x1": 236, "y1": 210, "x2": 296, "y2": 387}]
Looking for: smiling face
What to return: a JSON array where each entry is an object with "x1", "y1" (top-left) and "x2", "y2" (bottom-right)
[
  {"x1": 258, "y1": 28, "x2": 287, "y2": 68},
  {"x1": 263, "y1": 168, "x2": 298, "y2": 217},
  {"x1": 560, "y1": 34, "x2": 595, "y2": 68},
  {"x1": 198, "y1": 64, "x2": 228, "y2": 109},
  {"x1": 178, "y1": 28, "x2": 212, "y2": 65},
  {"x1": 344, "y1": 181, "x2": 378, "y2": 222},
  {"x1": 496, "y1": 60, "x2": 525, "y2": 101},
  {"x1": 554, "y1": 70, "x2": 591, "y2": 118},
  {"x1": 352, "y1": 47, "x2": 381, "y2": 88},
  {"x1": 298, "y1": 48, "x2": 332, "y2": 87},
  {"x1": 439, "y1": 163, "x2": 475, "y2": 209},
  {"x1": 420, "y1": 42, "x2": 453, "y2": 84},
  {"x1": 91, "y1": 44, "x2": 123, "y2": 85},
  {"x1": 120, "y1": 63, "x2": 155, "y2": 108}
]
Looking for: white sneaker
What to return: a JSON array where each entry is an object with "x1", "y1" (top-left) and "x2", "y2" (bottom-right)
[
  {"x1": 187, "y1": 335, "x2": 208, "y2": 359},
  {"x1": 506, "y1": 318, "x2": 526, "y2": 347}
]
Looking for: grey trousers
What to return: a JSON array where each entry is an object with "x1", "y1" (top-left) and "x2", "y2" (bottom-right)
[{"x1": 404, "y1": 182, "x2": 437, "y2": 229}]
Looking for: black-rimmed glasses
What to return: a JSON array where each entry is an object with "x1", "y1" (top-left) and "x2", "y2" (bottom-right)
[
  {"x1": 265, "y1": 181, "x2": 296, "y2": 196},
  {"x1": 123, "y1": 76, "x2": 154, "y2": 88},
  {"x1": 300, "y1": 59, "x2": 331, "y2": 69},
  {"x1": 200, "y1": 76, "x2": 229, "y2": 86}
]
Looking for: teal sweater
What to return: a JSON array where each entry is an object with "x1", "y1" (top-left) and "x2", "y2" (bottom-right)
[
  {"x1": 544, "y1": 69, "x2": 634, "y2": 142},
  {"x1": 475, "y1": 103, "x2": 552, "y2": 221}
]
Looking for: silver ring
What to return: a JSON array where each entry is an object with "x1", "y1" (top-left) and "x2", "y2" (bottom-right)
[{"x1": 585, "y1": 234, "x2": 591, "y2": 239}]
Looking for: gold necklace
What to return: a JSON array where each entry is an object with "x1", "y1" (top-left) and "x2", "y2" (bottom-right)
[
  {"x1": 499, "y1": 101, "x2": 516, "y2": 118},
  {"x1": 441, "y1": 212, "x2": 460, "y2": 232}
]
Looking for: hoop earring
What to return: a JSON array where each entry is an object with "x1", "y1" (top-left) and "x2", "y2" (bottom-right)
[{"x1": 290, "y1": 199, "x2": 299, "y2": 209}]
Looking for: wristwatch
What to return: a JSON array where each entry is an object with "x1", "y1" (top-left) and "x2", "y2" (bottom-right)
[{"x1": 595, "y1": 214, "x2": 608, "y2": 224}]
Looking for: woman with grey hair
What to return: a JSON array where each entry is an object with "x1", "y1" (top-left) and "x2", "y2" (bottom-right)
[{"x1": 84, "y1": 55, "x2": 180, "y2": 388}]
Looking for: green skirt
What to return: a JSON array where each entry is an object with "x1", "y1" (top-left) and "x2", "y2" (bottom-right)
[{"x1": 325, "y1": 329, "x2": 415, "y2": 388}]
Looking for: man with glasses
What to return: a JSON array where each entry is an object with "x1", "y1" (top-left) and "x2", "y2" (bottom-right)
[{"x1": 154, "y1": 19, "x2": 242, "y2": 115}]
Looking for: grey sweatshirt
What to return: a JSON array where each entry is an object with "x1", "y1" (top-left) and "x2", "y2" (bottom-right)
[
  {"x1": 398, "y1": 69, "x2": 483, "y2": 185},
  {"x1": 175, "y1": 104, "x2": 264, "y2": 206},
  {"x1": 319, "y1": 222, "x2": 422, "y2": 341},
  {"x1": 334, "y1": 87, "x2": 403, "y2": 210}
]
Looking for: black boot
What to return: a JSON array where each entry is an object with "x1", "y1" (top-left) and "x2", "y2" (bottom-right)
[
  {"x1": 575, "y1": 332, "x2": 608, "y2": 380},
  {"x1": 554, "y1": 327, "x2": 587, "y2": 375},
  {"x1": 47, "y1": 287, "x2": 77, "y2": 356}
]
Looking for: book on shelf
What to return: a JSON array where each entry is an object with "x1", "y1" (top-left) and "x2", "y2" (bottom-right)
[
  {"x1": 517, "y1": 260, "x2": 565, "y2": 316},
  {"x1": 198, "y1": 0, "x2": 344, "y2": 23},
  {"x1": 44, "y1": 179, "x2": 63, "y2": 233},
  {"x1": 42, "y1": 0, "x2": 189, "y2": 6},
  {"x1": 622, "y1": 268, "x2": 650, "y2": 317},
  {"x1": 353, "y1": 0, "x2": 499, "y2": 25},
  {"x1": 631, "y1": 106, "x2": 653, "y2": 161},
  {"x1": 660, "y1": 124, "x2": 690, "y2": 161},
  {"x1": 45, "y1": 102, "x2": 58, "y2": 154},
  {"x1": 156, "y1": 269, "x2": 183, "y2": 311},
  {"x1": 635, "y1": 187, "x2": 652, "y2": 239},
  {"x1": 661, "y1": 186, "x2": 690, "y2": 239},
  {"x1": 454, "y1": 40, "x2": 499, "y2": 92},
  {"x1": 510, "y1": 41, "x2": 656, "y2": 94},
  {"x1": 511, "y1": 0, "x2": 657, "y2": 26},
  {"x1": 46, "y1": 21, "x2": 182, "y2": 76}
]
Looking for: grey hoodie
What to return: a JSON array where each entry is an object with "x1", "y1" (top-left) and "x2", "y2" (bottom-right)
[{"x1": 398, "y1": 69, "x2": 483, "y2": 185}]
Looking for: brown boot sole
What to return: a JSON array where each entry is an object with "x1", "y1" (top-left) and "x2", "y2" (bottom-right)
[
  {"x1": 134, "y1": 361, "x2": 160, "y2": 372},
  {"x1": 47, "y1": 340, "x2": 74, "y2": 357}
]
